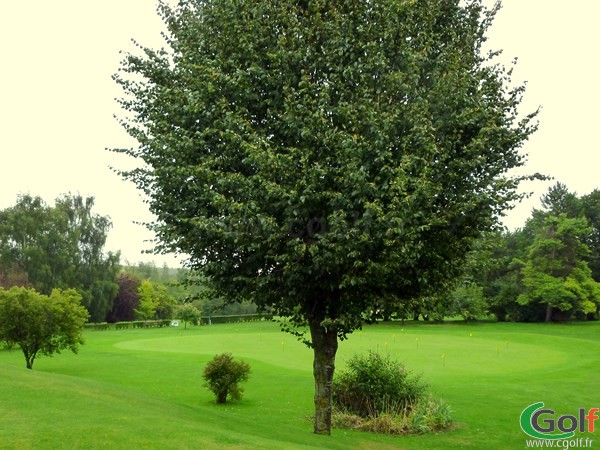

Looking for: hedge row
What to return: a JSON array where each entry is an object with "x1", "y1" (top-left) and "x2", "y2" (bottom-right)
[
  {"x1": 84, "y1": 314, "x2": 274, "y2": 330},
  {"x1": 201, "y1": 313, "x2": 273, "y2": 324},
  {"x1": 84, "y1": 320, "x2": 171, "y2": 331}
]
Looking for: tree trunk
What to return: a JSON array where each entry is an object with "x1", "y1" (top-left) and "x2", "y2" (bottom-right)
[
  {"x1": 23, "y1": 347, "x2": 35, "y2": 369},
  {"x1": 217, "y1": 391, "x2": 227, "y2": 404},
  {"x1": 545, "y1": 304, "x2": 553, "y2": 323},
  {"x1": 309, "y1": 317, "x2": 339, "y2": 435}
]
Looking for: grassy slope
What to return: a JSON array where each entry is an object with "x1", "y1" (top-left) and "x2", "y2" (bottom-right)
[{"x1": 0, "y1": 320, "x2": 598, "y2": 449}]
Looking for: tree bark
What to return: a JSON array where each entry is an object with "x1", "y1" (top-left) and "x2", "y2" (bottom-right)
[
  {"x1": 545, "y1": 303, "x2": 553, "y2": 323},
  {"x1": 217, "y1": 391, "x2": 227, "y2": 404},
  {"x1": 309, "y1": 317, "x2": 339, "y2": 435},
  {"x1": 23, "y1": 347, "x2": 35, "y2": 369}
]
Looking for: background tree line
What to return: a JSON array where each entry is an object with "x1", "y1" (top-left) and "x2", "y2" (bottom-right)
[
  {"x1": 2, "y1": 187, "x2": 598, "y2": 325},
  {"x1": 390, "y1": 182, "x2": 600, "y2": 323},
  {"x1": 0, "y1": 194, "x2": 255, "y2": 323},
  {"x1": 4, "y1": 188, "x2": 595, "y2": 370},
  {"x1": 0, "y1": 194, "x2": 119, "y2": 322}
]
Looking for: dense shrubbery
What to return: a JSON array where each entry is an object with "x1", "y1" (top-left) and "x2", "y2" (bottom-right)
[
  {"x1": 333, "y1": 351, "x2": 426, "y2": 417},
  {"x1": 203, "y1": 353, "x2": 251, "y2": 404},
  {"x1": 332, "y1": 351, "x2": 451, "y2": 434}
]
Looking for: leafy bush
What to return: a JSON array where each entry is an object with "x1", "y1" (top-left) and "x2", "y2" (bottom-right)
[
  {"x1": 410, "y1": 396, "x2": 453, "y2": 433},
  {"x1": 202, "y1": 353, "x2": 251, "y2": 404},
  {"x1": 331, "y1": 351, "x2": 451, "y2": 435},
  {"x1": 333, "y1": 351, "x2": 426, "y2": 418}
]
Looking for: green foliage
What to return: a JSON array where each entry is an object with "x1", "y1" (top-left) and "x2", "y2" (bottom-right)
[
  {"x1": 517, "y1": 215, "x2": 600, "y2": 321},
  {"x1": 0, "y1": 194, "x2": 119, "y2": 322},
  {"x1": 0, "y1": 286, "x2": 89, "y2": 369},
  {"x1": 115, "y1": 0, "x2": 535, "y2": 334},
  {"x1": 409, "y1": 396, "x2": 454, "y2": 434},
  {"x1": 114, "y1": 0, "x2": 536, "y2": 434},
  {"x1": 580, "y1": 189, "x2": 600, "y2": 284},
  {"x1": 83, "y1": 320, "x2": 171, "y2": 330},
  {"x1": 83, "y1": 322, "x2": 111, "y2": 331},
  {"x1": 448, "y1": 282, "x2": 487, "y2": 321},
  {"x1": 204, "y1": 313, "x2": 273, "y2": 325},
  {"x1": 202, "y1": 353, "x2": 251, "y2": 404},
  {"x1": 333, "y1": 351, "x2": 426, "y2": 418},
  {"x1": 458, "y1": 183, "x2": 600, "y2": 323},
  {"x1": 540, "y1": 182, "x2": 582, "y2": 217},
  {"x1": 331, "y1": 351, "x2": 448, "y2": 435},
  {"x1": 174, "y1": 303, "x2": 201, "y2": 329},
  {"x1": 135, "y1": 279, "x2": 176, "y2": 320}
]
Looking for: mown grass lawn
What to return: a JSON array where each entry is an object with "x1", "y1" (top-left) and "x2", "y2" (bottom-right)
[{"x1": 0, "y1": 320, "x2": 598, "y2": 449}]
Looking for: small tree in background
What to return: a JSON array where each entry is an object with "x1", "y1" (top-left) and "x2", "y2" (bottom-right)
[
  {"x1": 107, "y1": 272, "x2": 141, "y2": 323},
  {"x1": 0, "y1": 287, "x2": 89, "y2": 369},
  {"x1": 135, "y1": 279, "x2": 176, "y2": 320},
  {"x1": 174, "y1": 303, "x2": 201, "y2": 329},
  {"x1": 448, "y1": 282, "x2": 487, "y2": 321},
  {"x1": 203, "y1": 353, "x2": 251, "y2": 404}
]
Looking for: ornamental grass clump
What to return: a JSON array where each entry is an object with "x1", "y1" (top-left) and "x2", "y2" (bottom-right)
[
  {"x1": 331, "y1": 351, "x2": 452, "y2": 434},
  {"x1": 203, "y1": 353, "x2": 250, "y2": 404}
]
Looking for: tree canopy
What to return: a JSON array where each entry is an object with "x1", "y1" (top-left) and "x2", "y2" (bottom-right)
[
  {"x1": 0, "y1": 194, "x2": 120, "y2": 321},
  {"x1": 0, "y1": 287, "x2": 89, "y2": 369},
  {"x1": 114, "y1": 0, "x2": 537, "y2": 434},
  {"x1": 443, "y1": 183, "x2": 600, "y2": 323},
  {"x1": 517, "y1": 215, "x2": 600, "y2": 322}
]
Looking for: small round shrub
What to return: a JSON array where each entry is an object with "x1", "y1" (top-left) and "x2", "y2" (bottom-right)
[
  {"x1": 332, "y1": 351, "x2": 426, "y2": 418},
  {"x1": 202, "y1": 353, "x2": 251, "y2": 404}
]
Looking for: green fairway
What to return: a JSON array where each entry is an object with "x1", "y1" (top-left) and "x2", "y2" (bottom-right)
[{"x1": 0, "y1": 320, "x2": 598, "y2": 449}]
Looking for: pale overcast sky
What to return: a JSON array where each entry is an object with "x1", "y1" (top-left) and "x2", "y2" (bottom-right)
[{"x1": 1, "y1": 1, "x2": 599, "y2": 266}]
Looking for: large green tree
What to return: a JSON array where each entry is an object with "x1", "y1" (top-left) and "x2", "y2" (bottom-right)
[
  {"x1": 0, "y1": 194, "x2": 120, "y2": 321},
  {"x1": 0, "y1": 287, "x2": 89, "y2": 369},
  {"x1": 580, "y1": 189, "x2": 600, "y2": 282},
  {"x1": 517, "y1": 215, "x2": 600, "y2": 322},
  {"x1": 114, "y1": 0, "x2": 536, "y2": 434}
]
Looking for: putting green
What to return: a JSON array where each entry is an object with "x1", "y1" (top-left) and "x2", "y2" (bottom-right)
[{"x1": 115, "y1": 323, "x2": 567, "y2": 378}]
